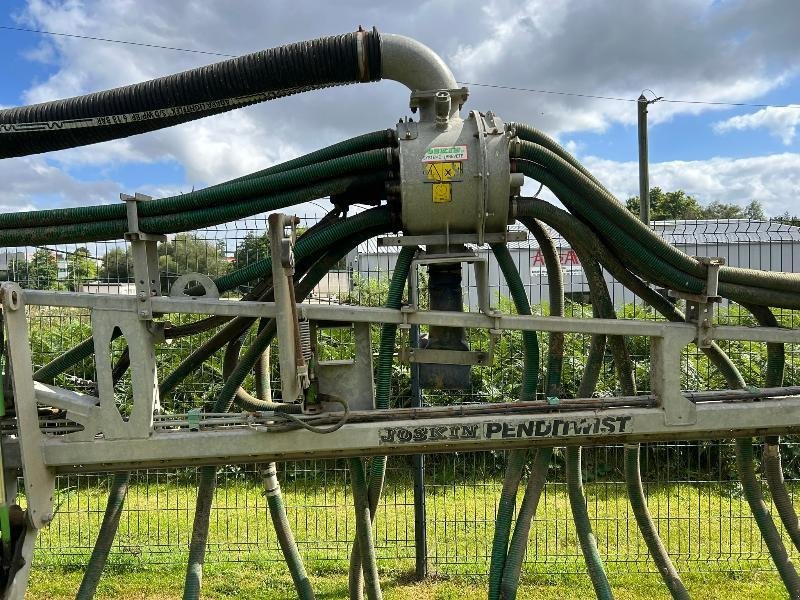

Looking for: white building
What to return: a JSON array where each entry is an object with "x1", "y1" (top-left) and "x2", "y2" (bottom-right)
[{"x1": 348, "y1": 219, "x2": 800, "y2": 309}]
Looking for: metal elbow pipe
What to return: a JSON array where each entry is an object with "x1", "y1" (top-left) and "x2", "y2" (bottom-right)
[{"x1": 380, "y1": 33, "x2": 457, "y2": 92}]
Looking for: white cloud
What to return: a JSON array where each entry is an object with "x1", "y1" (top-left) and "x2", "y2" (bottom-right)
[
  {"x1": 579, "y1": 153, "x2": 800, "y2": 216},
  {"x1": 0, "y1": 0, "x2": 796, "y2": 214},
  {"x1": 714, "y1": 106, "x2": 800, "y2": 145},
  {"x1": 0, "y1": 156, "x2": 121, "y2": 209}
]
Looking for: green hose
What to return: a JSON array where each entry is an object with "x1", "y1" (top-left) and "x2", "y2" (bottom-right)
[
  {"x1": 500, "y1": 219, "x2": 564, "y2": 600},
  {"x1": 519, "y1": 204, "x2": 691, "y2": 600},
  {"x1": 349, "y1": 245, "x2": 416, "y2": 600},
  {"x1": 183, "y1": 211, "x2": 394, "y2": 600},
  {"x1": 515, "y1": 185, "x2": 799, "y2": 597},
  {"x1": 75, "y1": 472, "x2": 130, "y2": 599},
  {"x1": 550, "y1": 234, "x2": 617, "y2": 600},
  {"x1": 218, "y1": 129, "x2": 395, "y2": 186},
  {"x1": 264, "y1": 464, "x2": 315, "y2": 599},
  {"x1": 349, "y1": 458, "x2": 383, "y2": 600},
  {"x1": 1, "y1": 170, "x2": 389, "y2": 247},
  {"x1": 736, "y1": 439, "x2": 800, "y2": 598},
  {"x1": 741, "y1": 306, "x2": 800, "y2": 553},
  {"x1": 0, "y1": 141, "x2": 393, "y2": 230},
  {"x1": 487, "y1": 243, "x2": 539, "y2": 600},
  {"x1": 516, "y1": 138, "x2": 800, "y2": 296},
  {"x1": 514, "y1": 160, "x2": 800, "y2": 310},
  {"x1": 35, "y1": 206, "x2": 391, "y2": 385}
]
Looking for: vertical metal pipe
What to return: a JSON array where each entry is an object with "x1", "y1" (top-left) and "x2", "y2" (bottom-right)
[
  {"x1": 410, "y1": 321, "x2": 428, "y2": 580},
  {"x1": 637, "y1": 94, "x2": 650, "y2": 226}
]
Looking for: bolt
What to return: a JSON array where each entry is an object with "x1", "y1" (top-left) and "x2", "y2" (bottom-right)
[{"x1": 138, "y1": 292, "x2": 147, "y2": 301}]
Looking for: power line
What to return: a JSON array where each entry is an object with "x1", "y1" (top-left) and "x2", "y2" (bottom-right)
[
  {"x1": 457, "y1": 81, "x2": 635, "y2": 103},
  {"x1": 0, "y1": 24, "x2": 237, "y2": 58},
  {"x1": 2, "y1": 24, "x2": 798, "y2": 110},
  {"x1": 462, "y1": 81, "x2": 800, "y2": 110}
]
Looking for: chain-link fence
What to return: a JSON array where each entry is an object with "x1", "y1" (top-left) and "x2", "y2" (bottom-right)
[{"x1": 5, "y1": 213, "x2": 798, "y2": 576}]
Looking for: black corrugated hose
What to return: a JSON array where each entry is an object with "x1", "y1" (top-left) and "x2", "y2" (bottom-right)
[{"x1": 0, "y1": 29, "x2": 381, "y2": 158}]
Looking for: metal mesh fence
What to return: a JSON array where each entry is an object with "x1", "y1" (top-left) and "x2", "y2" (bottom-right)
[{"x1": 5, "y1": 214, "x2": 799, "y2": 576}]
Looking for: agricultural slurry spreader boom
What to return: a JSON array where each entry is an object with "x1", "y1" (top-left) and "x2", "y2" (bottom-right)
[{"x1": 0, "y1": 28, "x2": 796, "y2": 600}]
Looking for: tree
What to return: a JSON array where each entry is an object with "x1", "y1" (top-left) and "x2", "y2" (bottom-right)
[
  {"x1": 26, "y1": 249, "x2": 58, "y2": 290},
  {"x1": 99, "y1": 247, "x2": 133, "y2": 282},
  {"x1": 626, "y1": 187, "x2": 703, "y2": 220},
  {"x1": 159, "y1": 234, "x2": 230, "y2": 292},
  {"x1": 774, "y1": 211, "x2": 800, "y2": 227},
  {"x1": 626, "y1": 187, "x2": 767, "y2": 221},
  {"x1": 233, "y1": 232, "x2": 270, "y2": 271},
  {"x1": 67, "y1": 247, "x2": 97, "y2": 291},
  {"x1": 743, "y1": 200, "x2": 767, "y2": 220}
]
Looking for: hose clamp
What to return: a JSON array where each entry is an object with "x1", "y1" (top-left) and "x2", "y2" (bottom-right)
[{"x1": 355, "y1": 26, "x2": 369, "y2": 82}]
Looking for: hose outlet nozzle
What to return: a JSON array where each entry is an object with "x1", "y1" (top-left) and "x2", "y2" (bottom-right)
[{"x1": 435, "y1": 91, "x2": 452, "y2": 129}]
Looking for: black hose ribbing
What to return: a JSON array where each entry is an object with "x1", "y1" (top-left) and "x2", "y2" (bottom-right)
[
  {"x1": 0, "y1": 29, "x2": 381, "y2": 158},
  {"x1": 0, "y1": 29, "x2": 382, "y2": 158}
]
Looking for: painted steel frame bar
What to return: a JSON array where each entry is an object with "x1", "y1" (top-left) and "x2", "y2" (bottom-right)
[
  {"x1": 22, "y1": 290, "x2": 800, "y2": 343},
  {"x1": 39, "y1": 397, "x2": 800, "y2": 472}
]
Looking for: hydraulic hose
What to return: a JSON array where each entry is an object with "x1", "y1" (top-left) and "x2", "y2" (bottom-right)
[
  {"x1": 500, "y1": 219, "x2": 564, "y2": 600},
  {"x1": 348, "y1": 245, "x2": 416, "y2": 600},
  {"x1": 0, "y1": 30, "x2": 382, "y2": 158},
  {"x1": 487, "y1": 243, "x2": 539, "y2": 600}
]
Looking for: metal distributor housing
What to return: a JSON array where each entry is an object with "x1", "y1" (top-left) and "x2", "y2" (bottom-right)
[{"x1": 396, "y1": 88, "x2": 513, "y2": 244}]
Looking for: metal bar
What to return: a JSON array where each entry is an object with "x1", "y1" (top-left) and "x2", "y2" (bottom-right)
[
  {"x1": 410, "y1": 322, "x2": 428, "y2": 580},
  {"x1": 23, "y1": 289, "x2": 799, "y2": 344},
  {"x1": 378, "y1": 231, "x2": 527, "y2": 247},
  {"x1": 37, "y1": 396, "x2": 800, "y2": 471}
]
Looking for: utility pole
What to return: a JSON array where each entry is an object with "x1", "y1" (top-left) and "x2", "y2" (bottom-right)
[{"x1": 637, "y1": 94, "x2": 650, "y2": 225}]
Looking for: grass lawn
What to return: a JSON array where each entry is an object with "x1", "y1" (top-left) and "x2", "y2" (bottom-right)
[
  {"x1": 25, "y1": 476, "x2": 797, "y2": 598},
  {"x1": 28, "y1": 567, "x2": 788, "y2": 599}
]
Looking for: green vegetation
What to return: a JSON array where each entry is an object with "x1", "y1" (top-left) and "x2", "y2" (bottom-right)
[
  {"x1": 625, "y1": 188, "x2": 767, "y2": 221},
  {"x1": 28, "y1": 477, "x2": 795, "y2": 598}
]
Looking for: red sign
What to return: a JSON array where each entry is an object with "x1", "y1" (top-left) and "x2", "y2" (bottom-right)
[{"x1": 532, "y1": 249, "x2": 581, "y2": 267}]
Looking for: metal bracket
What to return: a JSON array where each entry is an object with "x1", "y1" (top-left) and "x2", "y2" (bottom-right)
[
  {"x1": 316, "y1": 322, "x2": 374, "y2": 412},
  {"x1": 0, "y1": 284, "x2": 55, "y2": 531},
  {"x1": 378, "y1": 230, "x2": 527, "y2": 248},
  {"x1": 169, "y1": 273, "x2": 220, "y2": 299},
  {"x1": 121, "y1": 193, "x2": 166, "y2": 321},
  {"x1": 652, "y1": 327, "x2": 698, "y2": 426},
  {"x1": 472, "y1": 110, "x2": 490, "y2": 246},
  {"x1": 399, "y1": 347, "x2": 491, "y2": 367},
  {"x1": 668, "y1": 257, "x2": 724, "y2": 348},
  {"x1": 409, "y1": 250, "x2": 493, "y2": 315},
  {"x1": 268, "y1": 214, "x2": 309, "y2": 403},
  {"x1": 396, "y1": 117, "x2": 418, "y2": 141}
]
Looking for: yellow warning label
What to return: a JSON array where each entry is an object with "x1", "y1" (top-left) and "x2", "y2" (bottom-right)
[
  {"x1": 432, "y1": 183, "x2": 452, "y2": 203},
  {"x1": 424, "y1": 161, "x2": 463, "y2": 182}
]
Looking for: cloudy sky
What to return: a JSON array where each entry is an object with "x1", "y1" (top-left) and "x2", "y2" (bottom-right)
[{"x1": 1, "y1": 0, "x2": 798, "y2": 216}]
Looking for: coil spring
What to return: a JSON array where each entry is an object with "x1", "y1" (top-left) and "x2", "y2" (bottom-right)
[{"x1": 298, "y1": 319, "x2": 312, "y2": 362}]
